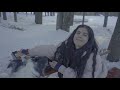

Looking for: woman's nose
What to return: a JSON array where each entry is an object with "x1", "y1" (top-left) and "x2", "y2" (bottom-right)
[{"x1": 78, "y1": 35, "x2": 82, "y2": 38}]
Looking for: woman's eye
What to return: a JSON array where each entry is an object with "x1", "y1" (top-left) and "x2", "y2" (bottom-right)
[{"x1": 83, "y1": 34, "x2": 88, "y2": 37}]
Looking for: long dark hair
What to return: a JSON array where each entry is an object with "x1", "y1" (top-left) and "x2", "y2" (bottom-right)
[{"x1": 54, "y1": 25, "x2": 98, "y2": 78}]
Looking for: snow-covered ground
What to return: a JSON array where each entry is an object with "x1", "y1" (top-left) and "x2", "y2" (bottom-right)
[{"x1": 0, "y1": 12, "x2": 119, "y2": 78}]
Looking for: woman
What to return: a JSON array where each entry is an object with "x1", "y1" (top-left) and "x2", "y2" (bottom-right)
[{"x1": 28, "y1": 25, "x2": 108, "y2": 78}]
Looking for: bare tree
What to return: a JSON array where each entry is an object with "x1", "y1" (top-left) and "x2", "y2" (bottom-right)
[
  {"x1": 45, "y1": 12, "x2": 48, "y2": 16},
  {"x1": 47, "y1": 12, "x2": 50, "y2": 16},
  {"x1": 103, "y1": 12, "x2": 109, "y2": 27},
  {"x1": 107, "y1": 12, "x2": 120, "y2": 62},
  {"x1": 45, "y1": 12, "x2": 46, "y2": 16},
  {"x1": 56, "y1": 12, "x2": 74, "y2": 32},
  {"x1": 0, "y1": 12, "x2": 1, "y2": 17},
  {"x1": 52, "y1": 12, "x2": 55, "y2": 16},
  {"x1": 3, "y1": 12, "x2": 7, "y2": 20},
  {"x1": 35, "y1": 12, "x2": 42, "y2": 24},
  {"x1": 94, "y1": 12, "x2": 97, "y2": 16},
  {"x1": 13, "y1": 12, "x2": 17, "y2": 22},
  {"x1": 0, "y1": 12, "x2": 1, "y2": 23},
  {"x1": 61, "y1": 12, "x2": 71, "y2": 32},
  {"x1": 49, "y1": 12, "x2": 55, "y2": 16},
  {"x1": 26, "y1": 12, "x2": 27, "y2": 16},
  {"x1": 56, "y1": 12, "x2": 64, "y2": 30},
  {"x1": 50, "y1": 12, "x2": 52, "y2": 16},
  {"x1": 69, "y1": 12, "x2": 74, "y2": 26},
  {"x1": 45, "y1": 12, "x2": 50, "y2": 16},
  {"x1": 82, "y1": 12, "x2": 85, "y2": 25}
]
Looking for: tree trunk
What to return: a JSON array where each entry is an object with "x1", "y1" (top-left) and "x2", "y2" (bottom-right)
[
  {"x1": 51, "y1": 12, "x2": 55, "y2": 16},
  {"x1": 3, "y1": 12, "x2": 7, "y2": 20},
  {"x1": 56, "y1": 12, "x2": 64, "y2": 30},
  {"x1": 47, "y1": 12, "x2": 49, "y2": 16},
  {"x1": 53, "y1": 12, "x2": 55, "y2": 16},
  {"x1": 26, "y1": 12, "x2": 27, "y2": 16},
  {"x1": 61, "y1": 13, "x2": 70, "y2": 32},
  {"x1": 14, "y1": 12, "x2": 17, "y2": 22},
  {"x1": 0, "y1": 12, "x2": 1, "y2": 17},
  {"x1": 50, "y1": 12, "x2": 52, "y2": 16},
  {"x1": 56, "y1": 12, "x2": 73, "y2": 32},
  {"x1": 94, "y1": 12, "x2": 98, "y2": 16},
  {"x1": 45, "y1": 12, "x2": 47, "y2": 16},
  {"x1": 0, "y1": 12, "x2": 1, "y2": 23},
  {"x1": 35, "y1": 12, "x2": 42, "y2": 24},
  {"x1": 107, "y1": 12, "x2": 120, "y2": 62},
  {"x1": 45, "y1": 12, "x2": 49, "y2": 16},
  {"x1": 69, "y1": 12, "x2": 74, "y2": 26},
  {"x1": 103, "y1": 12, "x2": 109, "y2": 27},
  {"x1": 82, "y1": 12, "x2": 85, "y2": 25}
]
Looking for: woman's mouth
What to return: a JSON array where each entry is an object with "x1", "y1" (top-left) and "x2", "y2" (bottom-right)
[{"x1": 76, "y1": 38, "x2": 82, "y2": 42}]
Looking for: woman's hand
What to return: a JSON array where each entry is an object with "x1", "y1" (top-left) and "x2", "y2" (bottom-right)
[
  {"x1": 49, "y1": 61, "x2": 76, "y2": 78},
  {"x1": 49, "y1": 61, "x2": 63, "y2": 72},
  {"x1": 49, "y1": 61, "x2": 58, "y2": 69},
  {"x1": 63, "y1": 67, "x2": 76, "y2": 78}
]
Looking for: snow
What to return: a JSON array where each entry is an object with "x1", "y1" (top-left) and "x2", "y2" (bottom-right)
[
  {"x1": 0, "y1": 12, "x2": 119, "y2": 78},
  {"x1": 9, "y1": 59, "x2": 40, "y2": 78}
]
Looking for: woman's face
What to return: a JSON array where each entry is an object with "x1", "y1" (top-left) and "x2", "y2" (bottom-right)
[{"x1": 73, "y1": 27, "x2": 89, "y2": 49}]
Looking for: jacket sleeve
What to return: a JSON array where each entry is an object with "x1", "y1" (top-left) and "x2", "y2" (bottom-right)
[
  {"x1": 28, "y1": 42, "x2": 62, "y2": 59},
  {"x1": 82, "y1": 53, "x2": 108, "y2": 78},
  {"x1": 29, "y1": 45, "x2": 57, "y2": 59},
  {"x1": 94, "y1": 54, "x2": 108, "y2": 78}
]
